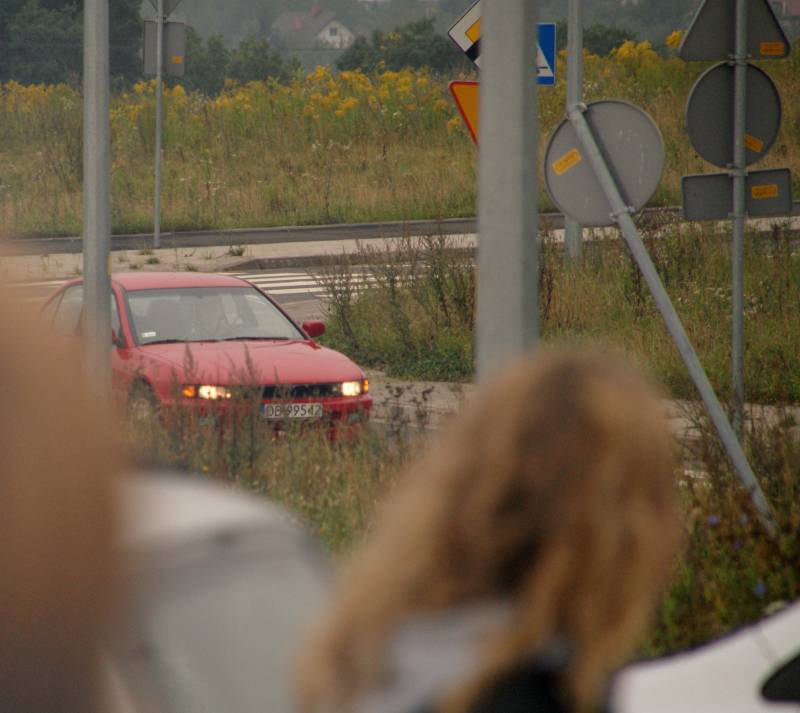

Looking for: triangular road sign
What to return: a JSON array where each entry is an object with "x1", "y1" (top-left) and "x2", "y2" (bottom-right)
[
  {"x1": 448, "y1": 0, "x2": 483, "y2": 66},
  {"x1": 146, "y1": 0, "x2": 184, "y2": 17},
  {"x1": 680, "y1": 0, "x2": 790, "y2": 60},
  {"x1": 449, "y1": 81, "x2": 479, "y2": 146}
]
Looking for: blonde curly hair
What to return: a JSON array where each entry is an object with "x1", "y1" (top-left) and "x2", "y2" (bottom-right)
[{"x1": 296, "y1": 348, "x2": 681, "y2": 713}]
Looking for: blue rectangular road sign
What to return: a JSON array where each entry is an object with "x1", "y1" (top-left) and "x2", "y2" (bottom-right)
[{"x1": 537, "y1": 23, "x2": 556, "y2": 86}]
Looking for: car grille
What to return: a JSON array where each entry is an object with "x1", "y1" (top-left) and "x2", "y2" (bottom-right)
[{"x1": 262, "y1": 383, "x2": 341, "y2": 400}]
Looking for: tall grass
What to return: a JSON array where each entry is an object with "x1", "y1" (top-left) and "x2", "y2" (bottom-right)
[
  {"x1": 319, "y1": 217, "x2": 800, "y2": 403},
  {"x1": 126, "y1": 380, "x2": 800, "y2": 656},
  {"x1": 2, "y1": 41, "x2": 799, "y2": 237},
  {"x1": 647, "y1": 402, "x2": 800, "y2": 654}
]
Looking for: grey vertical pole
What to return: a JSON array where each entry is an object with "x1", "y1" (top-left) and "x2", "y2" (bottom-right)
[
  {"x1": 564, "y1": 0, "x2": 584, "y2": 261},
  {"x1": 83, "y1": 0, "x2": 112, "y2": 400},
  {"x1": 476, "y1": 0, "x2": 539, "y2": 381},
  {"x1": 567, "y1": 106, "x2": 775, "y2": 533},
  {"x1": 731, "y1": 0, "x2": 748, "y2": 437},
  {"x1": 153, "y1": 0, "x2": 164, "y2": 249}
]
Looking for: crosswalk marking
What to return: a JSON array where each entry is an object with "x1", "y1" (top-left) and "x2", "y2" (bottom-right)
[
  {"x1": 228, "y1": 270, "x2": 377, "y2": 299},
  {"x1": 6, "y1": 270, "x2": 378, "y2": 304}
]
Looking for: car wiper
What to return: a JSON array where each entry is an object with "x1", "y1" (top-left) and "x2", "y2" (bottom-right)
[
  {"x1": 219, "y1": 336, "x2": 293, "y2": 342},
  {"x1": 142, "y1": 338, "x2": 187, "y2": 345}
]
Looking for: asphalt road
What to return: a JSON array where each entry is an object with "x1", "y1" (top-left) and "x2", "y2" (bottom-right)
[
  {"x1": 5, "y1": 217, "x2": 481, "y2": 256},
  {"x1": 6, "y1": 202, "x2": 799, "y2": 257}
]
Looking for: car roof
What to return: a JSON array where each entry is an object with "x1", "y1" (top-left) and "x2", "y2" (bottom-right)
[
  {"x1": 120, "y1": 472, "x2": 303, "y2": 550},
  {"x1": 112, "y1": 272, "x2": 250, "y2": 291}
]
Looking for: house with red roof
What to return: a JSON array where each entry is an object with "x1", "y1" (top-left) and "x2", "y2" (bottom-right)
[{"x1": 271, "y1": 4, "x2": 355, "y2": 50}]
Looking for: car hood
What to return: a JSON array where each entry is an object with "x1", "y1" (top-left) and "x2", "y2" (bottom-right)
[{"x1": 140, "y1": 339, "x2": 364, "y2": 385}]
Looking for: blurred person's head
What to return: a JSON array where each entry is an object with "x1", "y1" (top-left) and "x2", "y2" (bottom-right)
[
  {"x1": 297, "y1": 348, "x2": 681, "y2": 713},
  {"x1": 0, "y1": 303, "x2": 120, "y2": 713}
]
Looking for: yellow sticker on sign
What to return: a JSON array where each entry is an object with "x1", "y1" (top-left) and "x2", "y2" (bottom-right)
[
  {"x1": 744, "y1": 134, "x2": 764, "y2": 153},
  {"x1": 751, "y1": 184, "x2": 779, "y2": 200},
  {"x1": 552, "y1": 148, "x2": 582, "y2": 176},
  {"x1": 171, "y1": 55, "x2": 183, "y2": 65},
  {"x1": 760, "y1": 41, "x2": 786, "y2": 56}
]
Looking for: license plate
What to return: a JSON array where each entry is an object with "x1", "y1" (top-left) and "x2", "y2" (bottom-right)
[{"x1": 262, "y1": 402, "x2": 323, "y2": 420}]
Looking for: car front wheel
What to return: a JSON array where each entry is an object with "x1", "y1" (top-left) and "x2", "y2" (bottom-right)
[{"x1": 128, "y1": 383, "x2": 159, "y2": 428}]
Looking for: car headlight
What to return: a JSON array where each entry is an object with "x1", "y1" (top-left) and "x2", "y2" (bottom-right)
[
  {"x1": 341, "y1": 379, "x2": 368, "y2": 397},
  {"x1": 182, "y1": 385, "x2": 233, "y2": 400}
]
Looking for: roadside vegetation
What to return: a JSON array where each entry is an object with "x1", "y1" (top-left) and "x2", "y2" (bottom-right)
[
  {"x1": 2, "y1": 38, "x2": 799, "y2": 237},
  {"x1": 318, "y1": 218, "x2": 800, "y2": 402},
  {"x1": 126, "y1": 382, "x2": 800, "y2": 658}
]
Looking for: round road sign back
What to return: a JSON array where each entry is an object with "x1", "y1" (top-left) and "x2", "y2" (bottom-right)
[
  {"x1": 544, "y1": 100, "x2": 665, "y2": 227},
  {"x1": 686, "y1": 62, "x2": 781, "y2": 168}
]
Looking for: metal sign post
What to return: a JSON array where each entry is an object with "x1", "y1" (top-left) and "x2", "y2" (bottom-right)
[
  {"x1": 476, "y1": 0, "x2": 539, "y2": 381},
  {"x1": 543, "y1": 97, "x2": 775, "y2": 532},
  {"x1": 154, "y1": 0, "x2": 164, "y2": 250},
  {"x1": 564, "y1": 0, "x2": 584, "y2": 261},
  {"x1": 562, "y1": 107, "x2": 775, "y2": 533},
  {"x1": 83, "y1": 0, "x2": 112, "y2": 400},
  {"x1": 731, "y1": 0, "x2": 748, "y2": 438},
  {"x1": 143, "y1": 0, "x2": 185, "y2": 250},
  {"x1": 680, "y1": 0, "x2": 792, "y2": 439}
]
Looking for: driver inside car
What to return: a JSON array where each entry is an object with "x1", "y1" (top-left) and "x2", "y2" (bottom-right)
[{"x1": 191, "y1": 294, "x2": 234, "y2": 340}]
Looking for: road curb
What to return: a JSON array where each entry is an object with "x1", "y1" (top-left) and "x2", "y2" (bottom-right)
[
  {"x1": 3, "y1": 217, "x2": 480, "y2": 256},
  {"x1": 226, "y1": 255, "x2": 355, "y2": 271},
  {"x1": 226, "y1": 245, "x2": 479, "y2": 272}
]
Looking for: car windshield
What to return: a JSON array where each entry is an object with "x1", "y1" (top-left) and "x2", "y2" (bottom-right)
[{"x1": 127, "y1": 287, "x2": 304, "y2": 345}]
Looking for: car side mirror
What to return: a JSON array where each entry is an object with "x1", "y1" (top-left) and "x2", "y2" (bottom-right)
[{"x1": 302, "y1": 320, "x2": 325, "y2": 339}]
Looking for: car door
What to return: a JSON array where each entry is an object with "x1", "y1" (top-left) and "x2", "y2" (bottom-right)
[{"x1": 46, "y1": 284, "x2": 129, "y2": 403}]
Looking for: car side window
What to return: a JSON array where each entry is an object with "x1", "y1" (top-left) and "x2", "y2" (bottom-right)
[{"x1": 52, "y1": 285, "x2": 83, "y2": 336}]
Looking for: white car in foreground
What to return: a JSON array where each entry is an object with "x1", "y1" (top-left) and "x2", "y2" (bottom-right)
[
  {"x1": 612, "y1": 601, "x2": 800, "y2": 712},
  {"x1": 107, "y1": 474, "x2": 331, "y2": 713}
]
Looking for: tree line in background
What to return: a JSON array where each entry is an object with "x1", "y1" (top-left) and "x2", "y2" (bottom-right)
[
  {"x1": 166, "y1": 14, "x2": 645, "y2": 96},
  {"x1": 0, "y1": 0, "x2": 141, "y2": 85},
  {"x1": 5, "y1": 0, "x2": 796, "y2": 92}
]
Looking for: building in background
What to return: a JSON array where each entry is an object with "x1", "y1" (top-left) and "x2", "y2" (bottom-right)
[{"x1": 271, "y1": 5, "x2": 355, "y2": 50}]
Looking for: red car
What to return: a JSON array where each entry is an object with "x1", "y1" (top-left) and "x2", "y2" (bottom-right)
[{"x1": 40, "y1": 272, "x2": 371, "y2": 433}]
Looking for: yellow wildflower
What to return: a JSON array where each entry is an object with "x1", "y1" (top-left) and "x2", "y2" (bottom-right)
[
  {"x1": 666, "y1": 30, "x2": 683, "y2": 50},
  {"x1": 447, "y1": 116, "x2": 463, "y2": 133},
  {"x1": 613, "y1": 40, "x2": 636, "y2": 60},
  {"x1": 307, "y1": 65, "x2": 330, "y2": 83}
]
